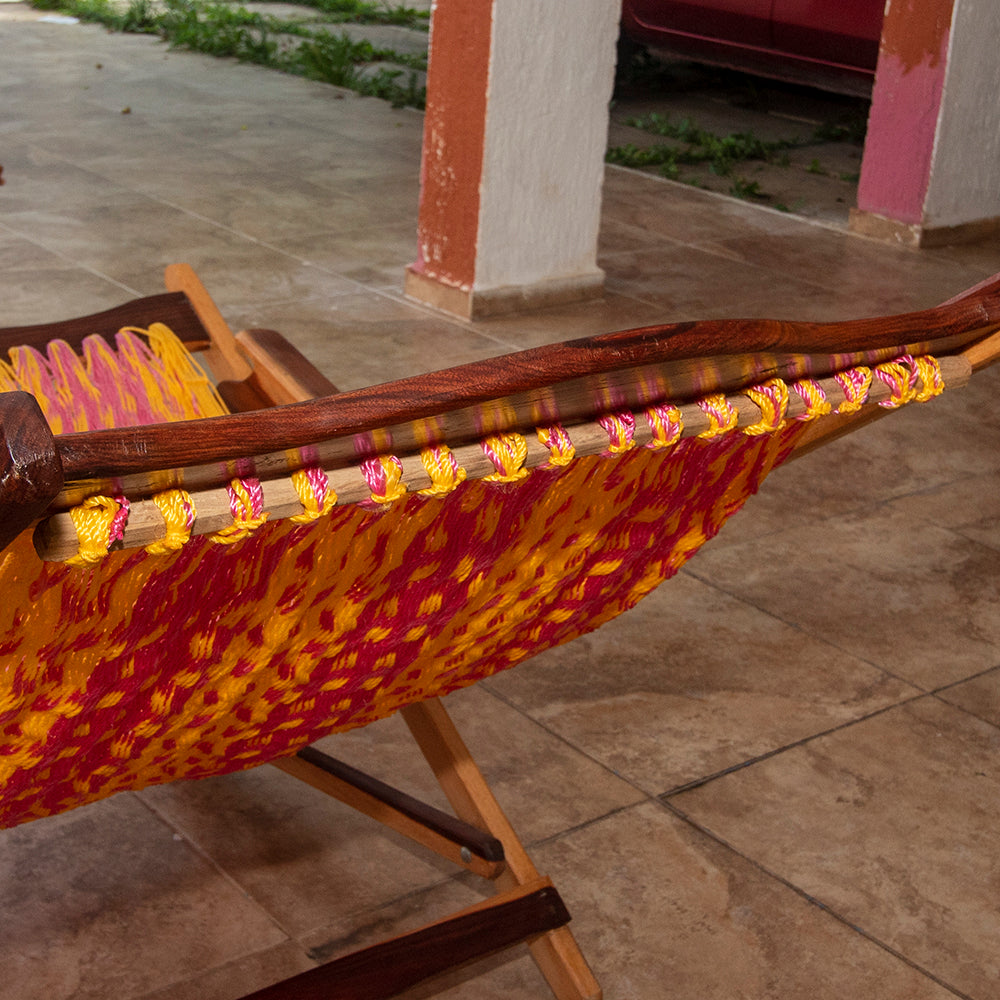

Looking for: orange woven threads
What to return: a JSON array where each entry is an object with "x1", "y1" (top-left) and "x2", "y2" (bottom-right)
[
  {"x1": 419, "y1": 445, "x2": 467, "y2": 496},
  {"x1": 361, "y1": 455, "x2": 408, "y2": 506},
  {"x1": 697, "y1": 393, "x2": 739, "y2": 438},
  {"x1": 115, "y1": 324, "x2": 229, "y2": 421},
  {"x1": 598, "y1": 412, "x2": 636, "y2": 454},
  {"x1": 290, "y1": 466, "x2": 336, "y2": 521},
  {"x1": 742, "y1": 379, "x2": 789, "y2": 435},
  {"x1": 66, "y1": 495, "x2": 129, "y2": 566},
  {"x1": 2, "y1": 324, "x2": 230, "y2": 433},
  {"x1": 209, "y1": 477, "x2": 268, "y2": 544},
  {"x1": 912, "y1": 354, "x2": 945, "y2": 402},
  {"x1": 0, "y1": 422, "x2": 813, "y2": 830},
  {"x1": 644, "y1": 403, "x2": 683, "y2": 449},
  {"x1": 791, "y1": 378, "x2": 832, "y2": 420},
  {"x1": 834, "y1": 366, "x2": 873, "y2": 413},
  {"x1": 481, "y1": 433, "x2": 529, "y2": 482},
  {"x1": 537, "y1": 424, "x2": 576, "y2": 466},
  {"x1": 147, "y1": 489, "x2": 197, "y2": 553}
]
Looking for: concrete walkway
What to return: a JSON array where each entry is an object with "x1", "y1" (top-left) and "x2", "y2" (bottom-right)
[{"x1": 2, "y1": 7, "x2": 1000, "y2": 1000}]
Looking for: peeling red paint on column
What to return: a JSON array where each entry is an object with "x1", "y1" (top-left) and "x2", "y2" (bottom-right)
[
  {"x1": 856, "y1": 0, "x2": 955, "y2": 224},
  {"x1": 410, "y1": 0, "x2": 492, "y2": 289}
]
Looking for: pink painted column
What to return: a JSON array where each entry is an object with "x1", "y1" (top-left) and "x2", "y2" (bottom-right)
[
  {"x1": 852, "y1": 0, "x2": 1000, "y2": 246},
  {"x1": 405, "y1": 0, "x2": 618, "y2": 319}
]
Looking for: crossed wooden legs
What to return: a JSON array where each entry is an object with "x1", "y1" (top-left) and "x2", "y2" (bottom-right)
[{"x1": 253, "y1": 698, "x2": 601, "y2": 1000}]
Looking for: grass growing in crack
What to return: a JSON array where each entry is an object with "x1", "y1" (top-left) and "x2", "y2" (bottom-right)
[
  {"x1": 293, "y1": 29, "x2": 424, "y2": 105},
  {"x1": 288, "y1": 0, "x2": 428, "y2": 29},
  {"x1": 29, "y1": 0, "x2": 427, "y2": 108},
  {"x1": 728, "y1": 177, "x2": 766, "y2": 200},
  {"x1": 159, "y1": 0, "x2": 280, "y2": 61},
  {"x1": 609, "y1": 109, "x2": 868, "y2": 204},
  {"x1": 610, "y1": 112, "x2": 798, "y2": 179},
  {"x1": 31, "y1": 0, "x2": 159, "y2": 32}
]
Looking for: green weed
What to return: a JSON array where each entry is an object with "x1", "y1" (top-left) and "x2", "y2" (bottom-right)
[
  {"x1": 29, "y1": 0, "x2": 426, "y2": 108},
  {"x1": 617, "y1": 112, "x2": 797, "y2": 177}
]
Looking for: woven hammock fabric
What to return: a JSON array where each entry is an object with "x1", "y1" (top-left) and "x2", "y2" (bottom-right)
[{"x1": 0, "y1": 328, "x2": 805, "y2": 829}]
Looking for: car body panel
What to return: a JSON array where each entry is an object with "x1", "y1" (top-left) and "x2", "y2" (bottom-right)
[{"x1": 621, "y1": 0, "x2": 885, "y2": 95}]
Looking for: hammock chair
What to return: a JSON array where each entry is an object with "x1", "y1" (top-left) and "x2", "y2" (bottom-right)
[{"x1": 2, "y1": 263, "x2": 999, "y2": 1000}]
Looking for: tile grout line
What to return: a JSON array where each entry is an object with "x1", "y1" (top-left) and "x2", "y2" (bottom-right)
[{"x1": 658, "y1": 794, "x2": 977, "y2": 1000}]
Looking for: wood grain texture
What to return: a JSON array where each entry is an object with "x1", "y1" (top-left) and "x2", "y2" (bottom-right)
[
  {"x1": 0, "y1": 292, "x2": 209, "y2": 355},
  {"x1": 0, "y1": 392, "x2": 63, "y2": 551},
  {"x1": 51, "y1": 271, "x2": 1000, "y2": 491},
  {"x1": 273, "y1": 747, "x2": 506, "y2": 877},
  {"x1": 32, "y1": 355, "x2": 972, "y2": 560},
  {"x1": 239, "y1": 881, "x2": 570, "y2": 1000}
]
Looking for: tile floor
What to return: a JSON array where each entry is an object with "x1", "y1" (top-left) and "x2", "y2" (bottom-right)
[{"x1": 2, "y1": 8, "x2": 999, "y2": 1000}]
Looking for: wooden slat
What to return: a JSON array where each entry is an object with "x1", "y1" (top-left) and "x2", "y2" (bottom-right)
[
  {"x1": 402, "y1": 700, "x2": 602, "y2": 1000},
  {"x1": 164, "y1": 263, "x2": 253, "y2": 383},
  {"x1": 236, "y1": 328, "x2": 340, "y2": 405},
  {"x1": 0, "y1": 291, "x2": 207, "y2": 355},
  {"x1": 239, "y1": 881, "x2": 570, "y2": 1000}
]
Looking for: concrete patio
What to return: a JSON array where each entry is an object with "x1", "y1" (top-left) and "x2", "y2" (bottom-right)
[{"x1": 2, "y1": 6, "x2": 999, "y2": 999}]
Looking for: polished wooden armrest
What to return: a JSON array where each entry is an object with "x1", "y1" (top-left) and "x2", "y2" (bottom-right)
[{"x1": 0, "y1": 392, "x2": 63, "y2": 551}]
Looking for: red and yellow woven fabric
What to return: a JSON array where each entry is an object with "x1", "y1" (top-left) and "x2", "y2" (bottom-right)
[{"x1": 0, "y1": 328, "x2": 805, "y2": 829}]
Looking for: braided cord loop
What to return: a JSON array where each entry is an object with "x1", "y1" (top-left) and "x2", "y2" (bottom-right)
[
  {"x1": 697, "y1": 394, "x2": 739, "y2": 438},
  {"x1": 644, "y1": 404, "x2": 683, "y2": 449},
  {"x1": 598, "y1": 412, "x2": 636, "y2": 454},
  {"x1": 290, "y1": 466, "x2": 336, "y2": 522},
  {"x1": 792, "y1": 379, "x2": 832, "y2": 420},
  {"x1": 482, "y1": 433, "x2": 529, "y2": 482},
  {"x1": 147, "y1": 489, "x2": 197, "y2": 553},
  {"x1": 833, "y1": 366, "x2": 873, "y2": 413},
  {"x1": 419, "y1": 445, "x2": 467, "y2": 496},
  {"x1": 209, "y1": 478, "x2": 269, "y2": 544},
  {"x1": 66, "y1": 495, "x2": 129, "y2": 566},
  {"x1": 913, "y1": 355, "x2": 945, "y2": 402},
  {"x1": 742, "y1": 379, "x2": 789, "y2": 436},
  {"x1": 537, "y1": 424, "x2": 576, "y2": 466},
  {"x1": 360, "y1": 455, "x2": 408, "y2": 507}
]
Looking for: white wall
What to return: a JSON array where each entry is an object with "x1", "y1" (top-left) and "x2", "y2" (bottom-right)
[
  {"x1": 474, "y1": 0, "x2": 620, "y2": 291},
  {"x1": 923, "y1": 0, "x2": 1000, "y2": 229}
]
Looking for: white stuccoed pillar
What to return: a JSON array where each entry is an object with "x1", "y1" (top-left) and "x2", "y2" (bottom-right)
[{"x1": 405, "y1": 0, "x2": 620, "y2": 319}]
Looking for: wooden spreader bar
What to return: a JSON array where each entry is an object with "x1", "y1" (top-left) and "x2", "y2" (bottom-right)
[
  {"x1": 276, "y1": 747, "x2": 506, "y2": 878},
  {"x1": 240, "y1": 880, "x2": 570, "y2": 1000},
  {"x1": 31, "y1": 353, "x2": 972, "y2": 562}
]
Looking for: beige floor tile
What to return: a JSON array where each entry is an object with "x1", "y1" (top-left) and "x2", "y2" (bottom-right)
[
  {"x1": 0, "y1": 794, "x2": 287, "y2": 1000},
  {"x1": 601, "y1": 164, "x2": 804, "y2": 246},
  {"x1": 138, "y1": 942, "x2": 315, "y2": 1000},
  {"x1": 313, "y1": 684, "x2": 645, "y2": 844},
  {"x1": 486, "y1": 570, "x2": 919, "y2": 794},
  {"x1": 688, "y1": 503, "x2": 1000, "y2": 689},
  {"x1": 470, "y1": 291, "x2": 672, "y2": 351},
  {"x1": 428, "y1": 801, "x2": 960, "y2": 1000},
  {"x1": 244, "y1": 292, "x2": 507, "y2": 389},
  {"x1": 697, "y1": 226, "x2": 988, "y2": 310},
  {"x1": 937, "y1": 668, "x2": 1000, "y2": 727},
  {"x1": 138, "y1": 763, "x2": 456, "y2": 940},
  {"x1": 671, "y1": 698, "x2": 1000, "y2": 999},
  {"x1": 0, "y1": 256, "x2": 139, "y2": 323},
  {"x1": 601, "y1": 241, "x2": 858, "y2": 320},
  {"x1": 710, "y1": 372, "x2": 1000, "y2": 545},
  {"x1": 889, "y1": 472, "x2": 1000, "y2": 553}
]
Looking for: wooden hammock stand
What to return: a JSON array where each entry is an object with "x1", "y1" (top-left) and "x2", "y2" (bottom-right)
[{"x1": 2, "y1": 264, "x2": 999, "y2": 1000}]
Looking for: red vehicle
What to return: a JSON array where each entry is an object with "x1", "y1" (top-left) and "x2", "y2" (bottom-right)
[{"x1": 620, "y1": 0, "x2": 885, "y2": 96}]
